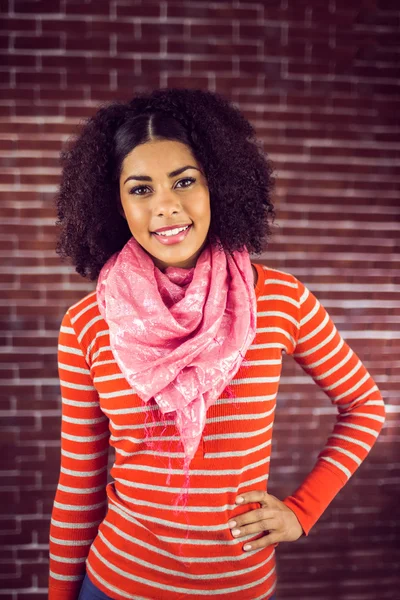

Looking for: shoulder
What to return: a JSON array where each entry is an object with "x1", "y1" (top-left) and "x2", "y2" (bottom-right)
[
  {"x1": 251, "y1": 265, "x2": 302, "y2": 355},
  {"x1": 67, "y1": 289, "x2": 100, "y2": 324},
  {"x1": 255, "y1": 263, "x2": 300, "y2": 293},
  {"x1": 61, "y1": 290, "x2": 105, "y2": 360}
]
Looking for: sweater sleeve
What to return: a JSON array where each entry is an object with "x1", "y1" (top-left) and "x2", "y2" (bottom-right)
[
  {"x1": 281, "y1": 275, "x2": 386, "y2": 536},
  {"x1": 48, "y1": 309, "x2": 110, "y2": 600}
]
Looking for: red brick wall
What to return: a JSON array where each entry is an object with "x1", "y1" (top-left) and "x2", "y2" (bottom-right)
[{"x1": 1, "y1": 1, "x2": 399, "y2": 598}]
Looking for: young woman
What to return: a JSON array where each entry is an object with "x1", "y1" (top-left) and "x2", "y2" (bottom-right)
[{"x1": 48, "y1": 88, "x2": 385, "y2": 600}]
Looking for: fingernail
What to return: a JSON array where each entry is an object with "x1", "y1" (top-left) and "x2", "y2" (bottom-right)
[
  {"x1": 236, "y1": 496, "x2": 244, "y2": 503},
  {"x1": 228, "y1": 521, "x2": 236, "y2": 528},
  {"x1": 232, "y1": 529, "x2": 241, "y2": 536},
  {"x1": 243, "y1": 544, "x2": 252, "y2": 551}
]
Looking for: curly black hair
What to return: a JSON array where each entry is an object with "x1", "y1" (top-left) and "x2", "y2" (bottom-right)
[{"x1": 54, "y1": 87, "x2": 277, "y2": 281}]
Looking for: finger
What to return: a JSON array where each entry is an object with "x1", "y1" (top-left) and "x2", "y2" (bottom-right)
[
  {"x1": 230, "y1": 516, "x2": 277, "y2": 539},
  {"x1": 229, "y1": 507, "x2": 272, "y2": 529},
  {"x1": 242, "y1": 531, "x2": 280, "y2": 552},
  {"x1": 235, "y1": 491, "x2": 270, "y2": 506}
]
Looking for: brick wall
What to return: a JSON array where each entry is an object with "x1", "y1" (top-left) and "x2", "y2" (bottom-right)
[{"x1": 0, "y1": 0, "x2": 399, "y2": 598}]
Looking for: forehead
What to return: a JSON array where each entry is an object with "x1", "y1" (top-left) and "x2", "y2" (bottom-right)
[{"x1": 121, "y1": 140, "x2": 195, "y2": 173}]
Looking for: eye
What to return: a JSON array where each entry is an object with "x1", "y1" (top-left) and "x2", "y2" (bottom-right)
[
  {"x1": 176, "y1": 177, "x2": 195, "y2": 188},
  {"x1": 128, "y1": 177, "x2": 195, "y2": 196},
  {"x1": 128, "y1": 185, "x2": 149, "y2": 196}
]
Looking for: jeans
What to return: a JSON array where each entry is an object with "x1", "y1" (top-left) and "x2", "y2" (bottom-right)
[
  {"x1": 78, "y1": 573, "x2": 113, "y2": 600},
  {"x1": 78, "y1": 572, "x2": 277, "y2": 600}
]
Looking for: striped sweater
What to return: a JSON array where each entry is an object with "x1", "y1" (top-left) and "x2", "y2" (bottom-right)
[{"x1": 48, "y1": 263, "x2": 386, "y2": 600}]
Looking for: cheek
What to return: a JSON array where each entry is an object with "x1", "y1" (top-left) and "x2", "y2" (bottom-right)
[
  {"x1": 124, "y1": 206, "x2": 146, "y2": 229},
  {"x1": 203, "y1": 203, "x2": 211, "y2": 225},
  {"x1": 193, "y1": 195, "x2": 211, "y2": 220}
]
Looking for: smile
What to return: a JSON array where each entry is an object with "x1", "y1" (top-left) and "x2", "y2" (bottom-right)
[{"x1": 152, "y1": 224, "x2": 192, "y2": 245}]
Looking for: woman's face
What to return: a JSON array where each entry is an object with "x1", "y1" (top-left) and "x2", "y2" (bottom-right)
[{"x1": 118, "y1": 139, "x2": 211, "y2": 271}]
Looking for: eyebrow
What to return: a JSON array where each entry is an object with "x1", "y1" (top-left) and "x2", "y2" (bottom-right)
[{"x1": 123, "y1": 165, "x2": 201, "y2": 185}]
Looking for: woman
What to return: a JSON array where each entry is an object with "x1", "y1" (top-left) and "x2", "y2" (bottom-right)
[{"x1": 48, "y1": 88, "x2": 385, "y2": 600}]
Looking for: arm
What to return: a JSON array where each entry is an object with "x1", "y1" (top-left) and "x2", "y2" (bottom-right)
[
  {"x1": 281, "y1": 275, "x2": 386, "y2": 536},
  {"x1": 48, "y1": 310, "x2": 110, "y2": 600}
]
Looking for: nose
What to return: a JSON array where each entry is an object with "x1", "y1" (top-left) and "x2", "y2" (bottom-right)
[{"x1": 152, "y1": 192, "x2": 183, "y2": 217}]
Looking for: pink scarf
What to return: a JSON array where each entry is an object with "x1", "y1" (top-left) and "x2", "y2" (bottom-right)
[{"x1": 96, "y1": 235, "x2": 257, "y2": 510}]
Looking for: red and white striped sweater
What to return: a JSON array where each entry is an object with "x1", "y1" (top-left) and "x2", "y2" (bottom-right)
[{"x1": 48, "y1": 263, "x2": 386, "y2": 600}]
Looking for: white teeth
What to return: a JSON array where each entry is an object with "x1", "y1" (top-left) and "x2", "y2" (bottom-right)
[{"x1": 155, "y1": 225, "x2": 189, "y2": 237}]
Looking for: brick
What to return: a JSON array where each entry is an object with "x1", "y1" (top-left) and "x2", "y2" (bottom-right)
[
  {"x1": 89, "y1": 20, "x2": 134, "y2": 35},
  {"x1": 2, "y1": 52, "x2": 36, "y2": 68},
  {"x1": 14, "y1": 34, "x2": 61, "y2": 50},
  {"x1": 15, "y1": 70, "x2": 63, "y2": 87},
  {"x1": 41, "y1": 18, "x2": 88, "y2": 35},
  {"x1": 116, "y1": 37, "x2": 160, "y2": 54},
  {"x1": 1, "y1": 16, "x2": 37, "y2": 31},
  {"x1": 87, "y1": 56, "x2": 135, "y2": 71},
  {"x1": 116, "y1": 1, "x2": 161, "y2": 18},
  {"x1": 239, "y1": 59, "x2": 282, "y2": 78},
  {"x1": 14, "y1": 0, "x2": 62, "y2": 13},
  {"x1": 17, "y1": 593, "x2": 50, "y2": 600},
  {"x1": 175, "y1": 3, "x2": 262, "y2": 20},
  {"x1": 377, "y1": 0, "x2": 400, "y2": 8},
  {"x1": 65, "y1": 70, "x2": 110, "y2": 87},
  {"x1": 190, "y1": 58, "x2": 233, "y2": 73},
  {"x1": 65, "y1": 35, "x2": 111, "y2": 53},
  {"x1": 190, "y1": 23, "x2": 233, "y2": 38},
  {"x1": 166, "y1": 75, "x2": 209, "y2": 90},
  {"x1": 17, "y1": 549, "x2": 49, "y2": 560},
  {"x1": 65, "y1": 0, "x2": 110, "y2": 16},
  {"x1": 0, "y1": 416, "x2": 36, "y2": 428}
]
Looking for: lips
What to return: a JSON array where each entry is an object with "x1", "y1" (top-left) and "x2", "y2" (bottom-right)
[{"x1": 151, "y1": 223, "x2": 192, "y2": 245}]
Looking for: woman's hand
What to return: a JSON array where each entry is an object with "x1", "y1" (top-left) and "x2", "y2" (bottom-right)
[{"x1": 228, "y1": 490, "x2": 304, "y2": 551}]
